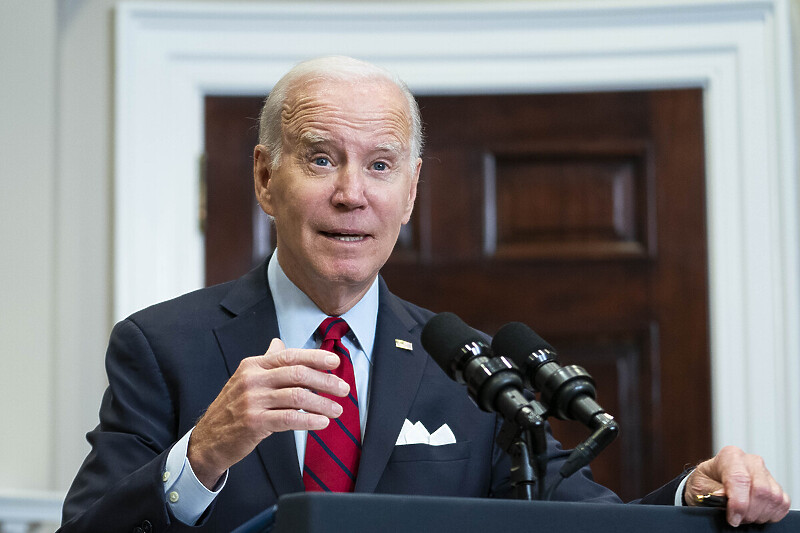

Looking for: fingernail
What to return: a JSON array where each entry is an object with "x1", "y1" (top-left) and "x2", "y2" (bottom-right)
[
  {"x1": 338, "y1": 380, "x2": 349, "y2": 394},
  {"x1": 325, "y1": 354, "x2": 339, "y2": 366},
  {"x1": 333, "y1": 403, "x2": 343, "y2": 416},
  {"x1": 731, "y1": 514, "x2": 742, "y2": 527}
]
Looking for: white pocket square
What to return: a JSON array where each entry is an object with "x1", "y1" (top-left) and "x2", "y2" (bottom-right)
[{"x1": 395, "y1": 419, "x2": 456, "y2": 446}]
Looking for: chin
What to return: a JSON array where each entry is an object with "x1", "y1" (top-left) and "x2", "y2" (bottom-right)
[{"x1": 321, "y1": 263, "x2": 377, "y2": 287}]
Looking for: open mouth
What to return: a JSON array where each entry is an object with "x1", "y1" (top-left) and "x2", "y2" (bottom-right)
[{"x1": 321, "y1": 231, "x2": 368, "y2": 242}]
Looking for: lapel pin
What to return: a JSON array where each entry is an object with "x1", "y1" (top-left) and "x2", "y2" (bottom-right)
[{"x1": 395, "y1": 339, "x2": 413, "y2": 351}]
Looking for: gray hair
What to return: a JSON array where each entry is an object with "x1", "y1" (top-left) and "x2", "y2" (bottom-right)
[{"x1": 257, "y1": 56, "x2": 423, "y2": 171}]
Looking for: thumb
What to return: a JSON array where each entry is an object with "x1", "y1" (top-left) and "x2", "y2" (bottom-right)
[{"x1": 685, "y1": 459, "x2": 725, "y2": 505}]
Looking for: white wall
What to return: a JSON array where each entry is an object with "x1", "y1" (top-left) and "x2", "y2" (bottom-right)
[
  {"x1": 52, "y1": 0, "x2": 121, "y2": 492},
  {"x1": 1, "y1": 0, "x2": 240, "y2": 495},
  {"x1": 0, "y1": 0, "x2": 57, "y2": 491}
]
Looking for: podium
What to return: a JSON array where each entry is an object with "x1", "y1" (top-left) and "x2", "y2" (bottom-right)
[{"x1": 254, "y1": 493, "x2": 799, "y2": 533}]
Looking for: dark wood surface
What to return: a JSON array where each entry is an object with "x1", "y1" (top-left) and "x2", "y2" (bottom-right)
[{"x1": 204, "y1": 89, "x2": 711, "y2": 501}]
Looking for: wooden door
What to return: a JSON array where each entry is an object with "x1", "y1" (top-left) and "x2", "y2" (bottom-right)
[{"x1": 204, "y1": 90, "x2": 711, "y2": 501}]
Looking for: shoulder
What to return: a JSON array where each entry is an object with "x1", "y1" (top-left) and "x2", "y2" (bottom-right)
[
  {"x1": 377, "y1": 277, "x2": 490, "y2": 341},
  {"x1": 126, "y1": 280, "x2": 237, "y2": 330},
  {"x1": 377, "y1": 278, "x2": 436, "y2": 329},
  {"x1": 393, "y1": 294, "x2": 437, "y2": 325},
  {"x1": 124, "y1": 261, "x2": 272, "y2": 335}
]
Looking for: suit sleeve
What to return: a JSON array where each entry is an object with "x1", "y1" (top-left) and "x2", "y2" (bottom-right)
[{"x1": 59, "y1": 319, "x2": 214, "y2": 533}]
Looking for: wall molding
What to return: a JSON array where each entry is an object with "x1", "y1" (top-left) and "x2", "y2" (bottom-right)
[
  {"x1": 114, "y1": 0, "x2": 799, "y2": 500},
  {"x1": 0, "y1": 489, "x2": 63, "y2": 532}
]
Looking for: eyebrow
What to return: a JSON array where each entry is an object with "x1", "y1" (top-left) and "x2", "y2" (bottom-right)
[
  {"x1": 373, "y1": 141, "x2": 404, "y2": 155},
  {"x1": 298, "y1": 131, "x2": 329, "y2": 146},
  {"x1": 298, "y1": 133, "x2": 406, "y2": 158}
]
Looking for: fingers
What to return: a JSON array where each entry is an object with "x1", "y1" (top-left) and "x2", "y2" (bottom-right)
[
  {"x1": 222, "y1": 342, "x2": 349, "y2": 431},
  {"x1": 691, "y1": 446, "x2": 791, "y2": 527},
  {"x1": 243, "y1": 345, "x2": 349, "y2": 398},
  {"x1": 706, "y1": 446, "x2": 749, "y2": 526},
  {"x1": 717, "y1": 447, "x2": 781, "y2": 526},
  {"x1": 262, "y1": 339, "x2": 342, "y2": 373},
  {"x1": 762, "y1": 479, "x2": 791, "y2": 523},
  {"x1": 267, "y1": 336, "x2": 286, "y2": 353},
  {"x1": 256, "y1": 392, "x2": 341, "y2": 432},
  {"x1": 737, "y1": 466, "x2": 790, "y2": 525},
  {"x1": 236, "y1": 387, "x2": 340, "y2": 433},
  {"x1": 187, "y1": 340, "x2": 350, "y2": 486},
  {"x1": 258, "y1": 385, "x2": 344, "y2": 420}
]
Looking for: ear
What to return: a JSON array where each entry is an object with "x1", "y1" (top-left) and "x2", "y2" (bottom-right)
[
  {"x1": 253, "y1": 144, "x2": 275, "y2": 216},
  {"x1": 401, "y1": 157, "x2": 422, "y2": 225}
]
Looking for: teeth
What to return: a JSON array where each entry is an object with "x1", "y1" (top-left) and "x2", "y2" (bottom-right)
[{"x1": 333, "y1": 235, "x2": 364, "y2": 242}]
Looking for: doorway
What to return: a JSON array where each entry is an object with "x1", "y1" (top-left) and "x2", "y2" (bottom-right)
[{"x1": 203, "y1": 89, "x2": 711, "y2": 501}]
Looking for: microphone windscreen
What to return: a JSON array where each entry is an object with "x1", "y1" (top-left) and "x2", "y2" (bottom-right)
[
  {"x1": 491, "y1": 322, "x2": 555, "y2": 368},
  {"x1": 421, "y1": 312, "x2": 483, "y2": 377}
]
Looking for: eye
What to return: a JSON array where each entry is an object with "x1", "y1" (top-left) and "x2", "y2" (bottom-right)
[
  {"x1": 314, "y1": 157, "x2": 331, "y2": 167},
  {"x1": 372, "y1": 161, "x2": 388, "y2": 171}
]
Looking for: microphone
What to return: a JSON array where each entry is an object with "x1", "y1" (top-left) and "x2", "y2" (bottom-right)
[
  {"x1": 421, "y1": 312, "x2": 545, "y2": 430},
  {"x1": 492, "y1": 322, "x2": 619, "y2": 478},
  {"x1": 491, "y1": 322, "x2": 610, "y2": 428}
]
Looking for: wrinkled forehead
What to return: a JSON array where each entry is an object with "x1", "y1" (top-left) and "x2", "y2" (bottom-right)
[{"x1": 281, "y1": 77, "x2": 413, "y2": 152}]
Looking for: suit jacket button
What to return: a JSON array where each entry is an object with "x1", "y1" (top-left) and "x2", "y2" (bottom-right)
[
  {"x1": 133, "y1": 528, "x2": 144, "y2": 533},
  {"x1": 142, "y1": 521, "x2": 153, "y2": 532}
]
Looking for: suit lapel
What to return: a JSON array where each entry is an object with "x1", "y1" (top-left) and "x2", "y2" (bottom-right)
[
  {"x1": 354, "y1": 279, "x2": 428, "y2": 493},
  {"x1": 213, "y1": 263, "x2": 304, "y2": 497}
]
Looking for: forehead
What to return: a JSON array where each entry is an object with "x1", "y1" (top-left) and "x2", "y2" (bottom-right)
[{"x1": 281, "y1": 77, "x2": 412, "y2": 150}]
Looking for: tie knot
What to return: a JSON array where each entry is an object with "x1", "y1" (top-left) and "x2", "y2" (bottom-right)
[{"x1": 318, "y1": 317, "x2": 350, "y2": 343}]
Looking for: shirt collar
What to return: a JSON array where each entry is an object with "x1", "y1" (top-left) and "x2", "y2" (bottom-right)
[{"x1": 267, "y1": 252, "x2": 378, "y2": 360}]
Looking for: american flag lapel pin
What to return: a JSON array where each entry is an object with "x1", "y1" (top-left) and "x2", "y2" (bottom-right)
[{"x1": 395, "y1": 339, "x2": 413, "y2": 351}]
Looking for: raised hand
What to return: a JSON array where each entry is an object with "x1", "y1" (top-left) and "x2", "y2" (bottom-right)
[{"x1": 187, "y1": 338, "x2": 349, "y2": 488}]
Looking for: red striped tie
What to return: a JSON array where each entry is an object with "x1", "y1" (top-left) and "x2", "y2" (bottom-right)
[{"x1": 302, "y1": 317, "x2": 361, "y2": 492}]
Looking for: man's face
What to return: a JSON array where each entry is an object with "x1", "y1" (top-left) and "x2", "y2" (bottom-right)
[{"x1": 254, "y1": 77, "x2": 420, "y2": 309}]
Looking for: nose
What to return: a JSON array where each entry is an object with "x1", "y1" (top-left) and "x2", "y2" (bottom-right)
[{"x1": 331, "y1": 166, "x2": 367, "y2": 209}]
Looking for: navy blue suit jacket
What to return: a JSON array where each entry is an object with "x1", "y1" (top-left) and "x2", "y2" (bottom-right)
[{"x1": 60, "y1": 262, "x2": 682, "y2": 532}]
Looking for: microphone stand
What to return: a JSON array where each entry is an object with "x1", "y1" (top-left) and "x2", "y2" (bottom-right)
[
  {"x1": 495, "y1": 399, "x2": 548, "y2": 500},
  {"x1": 497, "y1": 392, "x2": 619, "y2": 501}
]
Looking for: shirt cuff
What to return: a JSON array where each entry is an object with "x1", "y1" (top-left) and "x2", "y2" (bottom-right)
[
  {"x1": 674, "y1": 470, "x2": 692, "y2": 506},
  {"x1": 163, "y1": 427, "x2": 228, "y2": 525}
]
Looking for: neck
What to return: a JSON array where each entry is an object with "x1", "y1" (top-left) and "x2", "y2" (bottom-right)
[
  {"x1": 275, "y1": 252, "x2": 375, "y2": 316},
  {"x1": 307, "y1": 282, "x2": 372, "y2": 316}
]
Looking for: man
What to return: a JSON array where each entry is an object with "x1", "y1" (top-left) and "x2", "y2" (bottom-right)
[{"x1": 60, "y1": 56, "x2": 790, "y2": 532}]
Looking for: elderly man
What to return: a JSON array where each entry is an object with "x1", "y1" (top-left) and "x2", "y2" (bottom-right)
[{"x1": 60, "y1": 57, "x2": 790, "y2": 532}]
